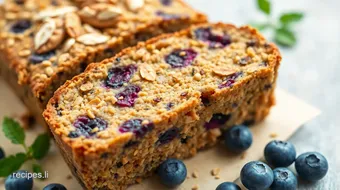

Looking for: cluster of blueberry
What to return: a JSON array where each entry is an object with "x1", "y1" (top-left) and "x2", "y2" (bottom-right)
[{"x1": 156, "y1": 125, "x2": 329, "y2": 190}]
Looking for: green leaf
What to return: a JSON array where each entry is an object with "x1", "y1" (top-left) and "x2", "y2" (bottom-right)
[
  {"x1": 275, "y1": 28, "x2": 297, "y2": 47},
  {"x1": 280, "y1": 12, "x2": 304, "y2": 25},
  {"x1": 249, "y1": 22, "x2": 270, "y2": 31},
  {"x1": 257, "y1": 0, "x2": 271, "y2": 15},
  {"x1": 2, "y1": 117, "x2": 25, "y2": 145},
  {"x1": 0, "y1": 153, "x2": 26, "y2": 177},
  {"x1": 30, "y1": 133, "x2": 50, "y2": 160},
  {"x1": 32, "y1": 164, "x2": 45, "y2": 180}
]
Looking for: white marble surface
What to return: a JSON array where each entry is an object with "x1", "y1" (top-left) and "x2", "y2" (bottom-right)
[{"x1": 185, "y1": 0, "x2": 340, "y2": 189}]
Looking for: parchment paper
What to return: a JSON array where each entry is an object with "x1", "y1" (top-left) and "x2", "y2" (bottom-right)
[{"x1": 0, "y1": 79, "x2": 320, "y2": 190}]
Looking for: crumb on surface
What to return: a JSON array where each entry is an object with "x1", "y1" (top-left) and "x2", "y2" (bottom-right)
[
  {"x1": 211, "y1": 168, "x2": 220, "y2": 176},
  {"x1": 241, "y1": 152, "x2": 247, "y2": 159},
  {"x1": 192, "y1": 170, "x2": 199, "y2": 178},
  {"x1": 270, "y1": 133, "x2": 278, "y2": 138},
  {"x1": 214, "y1": 175, "x2": 220, "y2": 179},
  {"x1": 66, "y1": 175, "x2": 72, "y2": 180},
  {"x1": 192, "y1": 184, "x2": 199, "y2": 190}
]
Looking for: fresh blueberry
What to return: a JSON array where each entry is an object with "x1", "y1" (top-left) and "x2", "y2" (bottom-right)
[
  {"x1": 204, "y1": 113, "x2": 231, "y2": 130},
  {"x1": 119, "y1": 119, "x2": 154, "y2": 138},
  {"x1": 160, "y1": 0, "x2": 172, "y2": 6},
  {"x1": 194, "y1": 27, "x2": 231, "y2": 48},
  {"x1": 157, "y1": 158, "x2": 187, "y2": 187},
  {"x1": 115, "y1": 85, "x2": 141, "y2": 107},
  {"x1": 105, "y1": 65, "x2": 137, "y2": 89},
  {"x1": 216, "y1": 182, "x2": 241, "y2": 190},
  {"x1": 5, "y1": 170, "x2": 33, "y2": 190},
  {"x1": 264, "y1": 140, "x2": 296, "y2": 167},
  {"x1": 43, "y1": 183, "x2": 67, "y2": 190},
  {"x1": 295, "y1": 152, "x2": 328, "y2": 181},
  {"x1": 165, "y1": 49, "x2": 197, "y2": 68},
  {"x1": 0, "y1": 147, "x2": 5, "y2": 159},
  {"x1": 29, "y1": 51, "x2": 55, "y2": 64},
  {"x1": 271, "y1": 168, "x2": 298, "y2": 190},
  {"x1": 70, "y1": 116, "x2": 108, "y2": 138},
  {"x1": 156, "y1": 127, "x2": 179, "y2": 145},
  {"x1": 224, "y1": 125, "x2": 252, "y2": 152},
  {"x1": 10, "y1": 20, "x2": 32, "y2": 33},
  {"x1": 156, "y1": 11, "x2": 181, "y2": 20},
  {"x1": 240, "y1": 161, "x2": 274, "y2": 190},
  {"x1": 218, "y1": 72, "x2": 243, "y2": 89}
]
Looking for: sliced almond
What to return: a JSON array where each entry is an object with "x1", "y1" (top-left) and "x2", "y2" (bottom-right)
[
  {"x1": 34, "y1": 6, "x2": 78, "y2": 20},
  {"x1": 97, "y1": 6, "x2": 122, "y2": 20},
  {"x1": 35, "y1": 18, "x2": 66, "y2": 54},
  {"x1": 77, "y1": 33, "x2": 110, "y2": 45},
  {"x1": 79, "y1": 4, "x2": 122, "y2": 28},
  {"x1": 126, "y1": 0, "x2": 144, "y2": 12},
  {"x1": 62, "y1": 38, "x2": 76, "y2": 52},
  {"x1": 213, "y1": 66, "x2": 237, "y2": 77},
  {"x1": 34, "y1": 19, "x2": 56, "y2": 51},
  {"x1": 140, "y1": 64, "x2": 156, "y2": 81},
  {"x1": 83, "y1": 24, "x2": 101, "y2": 33},
  {"x1": 65, "y1": 12, "x2": 84, "y2": 38}
]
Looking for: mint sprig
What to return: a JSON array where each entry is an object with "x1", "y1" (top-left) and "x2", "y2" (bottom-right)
[
  {"x1": 250, "y1": 0, "x2": 304, "y2": 47},
  {"x1": 0, "y1": 117, "x2": 50, "y2": 178}
]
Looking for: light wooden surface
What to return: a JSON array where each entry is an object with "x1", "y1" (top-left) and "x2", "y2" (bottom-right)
[{"x1": 184, "y1": 0, "x2": 340, "y2": 189}]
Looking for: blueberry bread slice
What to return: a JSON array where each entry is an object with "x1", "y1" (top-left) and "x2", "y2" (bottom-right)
[{"x1": 44, "y1": 23, "x2": 281, "y2": 189}]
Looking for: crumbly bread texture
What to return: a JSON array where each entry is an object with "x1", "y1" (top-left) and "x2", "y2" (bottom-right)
[
  {"x1": 0, "y1": 0, "x2": 206, "y2": 126},
  {"x1": 44, "y1": 23, "x2": 281, "y2": 189}
]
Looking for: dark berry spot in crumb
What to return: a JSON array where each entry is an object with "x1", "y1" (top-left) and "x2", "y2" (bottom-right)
[
  {"x1": 124, "y1": 140, "x2": 139, "y2": 148},
  {"x1": 116, "y1": 162, "x2": 123, "y2": 168},
  {"x1": 115, "y1": 85, "x2": 141, "y2": 107},
  {"x1": 153, "y1": 97, "x2": 162, "y2": 103},
  {"x1": 10, "y1": 20, "x2": 32, "y2": 33},
  {"x1": 166, "y1": 102, "x2": 175, "y2": 110},
  {"x1": 218, "y1": 72, "x2": 243, "y2": 89},
  {"x1": 101, "y1": 152, "x2": 109, "y2": 159},
  {"x1": 68, "y1": 131, "x2": 80, "y2": 138},
  {"x1": 156, "y1": 11, "x2": 182, "y2": 20},
  {"x1": 115, "y1": 57, "x2": 121, "y2": 62},
  {"x1": 232, "y1": 103, "x2": 238, "y2": 108},
  {"x1": 246, "y1": 40, "x2": 257, "y2": 47},
  {"x1": 201, "y1": 96, "x2": 210, "y2": 106},
  {"x1": 14, "y1": 0, "x2": 25, "y2": 4},
  {"x1": 238, "y1": 56, "x2": 251, "y2": 65},
  {"x1": 204, "y1": 113, "x2": 231, "y2": 130},
  {"x1": 156, "y1": 127, "x2": 179, "y2": 145},
  {"x1": 114, "y1": 173, "x2": 119, "y2": 179},
  {"x1": 119, "y1": 119, "x2": 154, "y2": 138},
  {"x1": 194, "y1": 27, "x2": 231, "y2": 49},
  {"x1": 51, "y1": 0, "x2": 59, "y2": 6},
  {"x1": 71, "y1": 116, "x2": 108, "y2": 138},
  {"x1": 165, "y1": 49, "x2": 198, "y2": 68},
  {"x1": 106, "y1": 65, "x2": 137, "y2": 89},
  {"x1": 180, "y1": 92, "x2": 188, "y2": 96},
  {"x1": 264, "y1": 84, "x2": 272, "y2": 90},
  {"x1": 160, "y1": 0, "x2": 172, "y2": 6},
  {"x1": 180, "y1": 136, "x2": 191, "y2": 144},
  {"x1": 260, "y1": 61, "x2": 268, "y2": 67},
  {"x1": 29, "y1": 51, "x2": 55, "y2": 64}
]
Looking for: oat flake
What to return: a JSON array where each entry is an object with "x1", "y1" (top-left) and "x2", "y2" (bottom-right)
[{"x1": 77, "y1": 33, "x2": 110, "y2": 45}]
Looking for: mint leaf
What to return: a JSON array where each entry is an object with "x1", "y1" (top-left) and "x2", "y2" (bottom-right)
[
  {"x1": 30, "y1": 133, "x2": 50, "y2": 160},
  {"x1": 249, "y1": 22, "x2": 270, "y2": 31},
  {"x1": 2, "y1": 117, "x2": 25, "y2": 145},
  {"x1": 275, "y1": 28, "x2": 297, "y2": 47},
  {"x1": 257, "y1": 0, "x2": 271, "y2": 15},
  {"x1": 0, "y1": 153, "x2": 26, "y2": 177},
  {"x1": 280, "y1": 12, "x2": 304, "y2": 25}
]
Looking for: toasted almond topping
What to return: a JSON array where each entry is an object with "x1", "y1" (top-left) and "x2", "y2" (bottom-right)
[
  {"x1": 62, "y1": 38, "x2": 76, "y2": 52},
  {"x1": 34, "y1": 19, "x2": 56, "y2": 50},
  {"x1": 97, "y1": 6, "x2": 122, "y2": 20},
  {"x1": 76, "y1": 33, "x2": 109, "y2": 45},
  {"x1": 213, "y1": 66, "x2": 237, "y2": 77},
  {"x1": 80, "y1": 82, "x2": 94, "y2": 92},
  {"x1": 65, "y1": 12, "x2": 84, "y2": 38},
  {"x1": 36, "y1": 18, "x2": 65, "y2": 54},
  {"x1": 126, "y1": 0, "x2": 144, "y2": 11},
  {"x1": 79, "y1": 6, "x2": 96, "y2": 17},
  {"x1": 34, "y1": 6, "x2": 78, "y2": 20},
  {"x1": 83, "y1": 24, "x2": 100, "y2": 33},
  {"x1": 140, "y1": 64, "x2": 156, "y2": 81}
]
